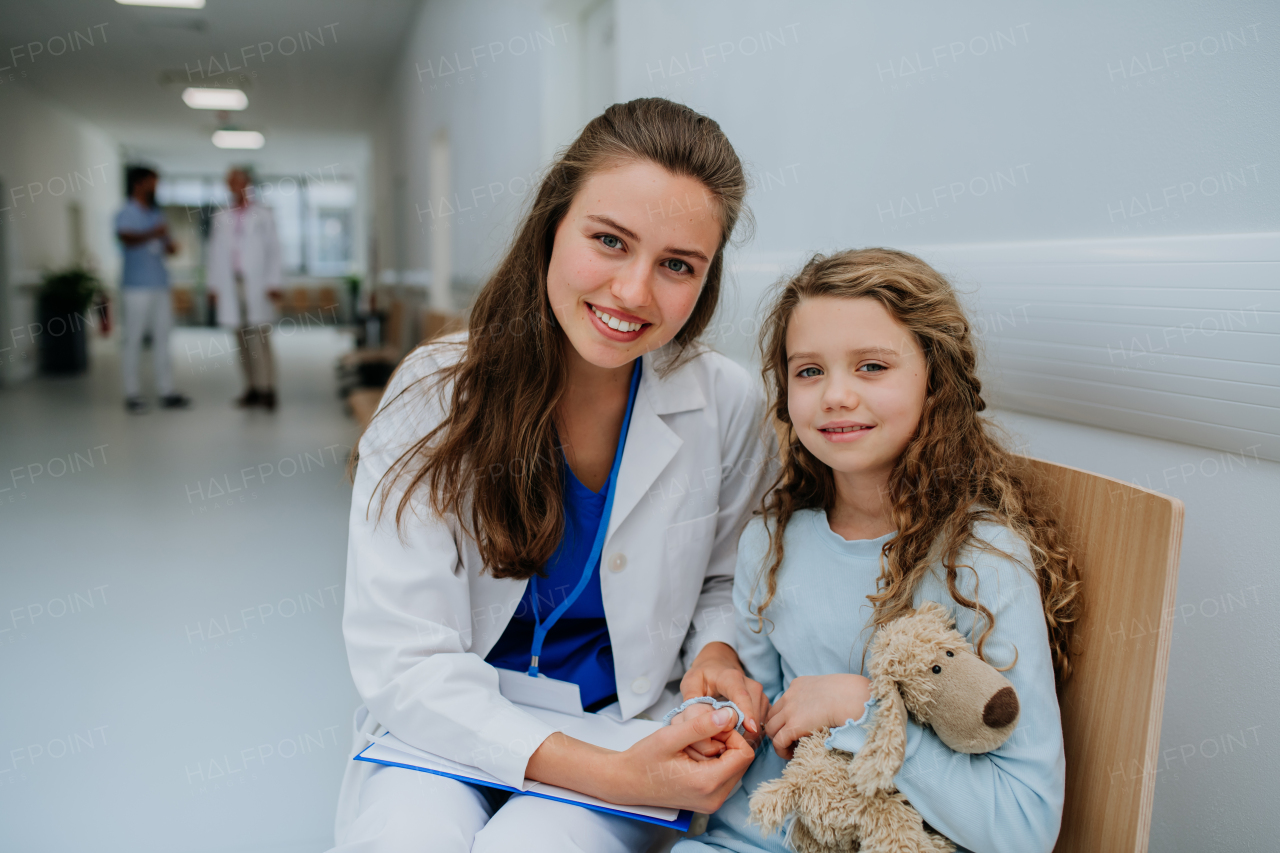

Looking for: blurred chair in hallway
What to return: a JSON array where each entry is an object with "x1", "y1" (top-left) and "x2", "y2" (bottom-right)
[
  {"x1": 344, "y1": 303, "x2": 465, "y2": 429},
  {"x1": 290, "y1": 286, "x2": 313, "y2": 317},
  {"x1": 421, "y1": 307, "x2": 465, "y2": 343},
  {"x1": 318, "y1": 286, "x2": 340, "y2": 322},
  {"x1": 342, "y1": 296, "x2": 404, "y2": 427},
  {"x1": 171, "y1": 287, "x2": 195, "y2": 325}
]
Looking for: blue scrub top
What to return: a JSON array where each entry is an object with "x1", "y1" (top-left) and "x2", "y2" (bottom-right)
[
  {"x1": 484, "y1": 371, "x2": 641, "y2": 712},
  {"x1": 115, "y1": 200, "x2": 170, "y2": 289}
]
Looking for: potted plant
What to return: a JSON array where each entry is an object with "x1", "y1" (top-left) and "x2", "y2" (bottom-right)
[{"x1": 37, "y1": 267, "x2": 103, "y2": 374}]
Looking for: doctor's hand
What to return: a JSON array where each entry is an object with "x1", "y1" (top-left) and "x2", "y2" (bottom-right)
[
  {"x1": 610, "y1": 707, "x2": 755, "y2": 813},
  {"x1": 680, "y1": 642, "x2": 768, "y2": 751},
  {"x1": 764, "y1": 673, "x2": 871, "y2": 760},
  {"x1": 666, "y1": 701, "x2": 723, "y2": 760}
]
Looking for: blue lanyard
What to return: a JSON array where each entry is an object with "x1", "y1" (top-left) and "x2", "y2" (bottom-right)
[{"x1": 528, "y1": 358, "x2": 642, "y2": 677}]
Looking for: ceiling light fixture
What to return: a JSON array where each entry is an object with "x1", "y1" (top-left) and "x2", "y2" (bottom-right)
[
  {"x1": 212, "y1": 130, "x2": 265, "y2": 150},
  {"x1": 116, "y1": 0, "x2": 206, "y2": 8},
  {"x1": 182, "y1": 88, "x2": 247, "y2": 110}
]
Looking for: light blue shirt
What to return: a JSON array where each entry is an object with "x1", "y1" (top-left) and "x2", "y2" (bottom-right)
[
  {"x1": 115, "y1": 200, "x2": 170, "y2": 289},
  {"x1": 675, "y1": 509, "x2": 1065, "y2": 853}
]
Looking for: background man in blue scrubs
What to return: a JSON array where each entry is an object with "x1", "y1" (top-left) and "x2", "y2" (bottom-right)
[{"x1": 115, "y1": 165, "x2": 191, "y2": 413}]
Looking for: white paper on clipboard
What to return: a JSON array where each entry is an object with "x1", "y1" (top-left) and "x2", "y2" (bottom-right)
[{"x1": 355, "y1": 702, "x2": 686, "y2": 827}]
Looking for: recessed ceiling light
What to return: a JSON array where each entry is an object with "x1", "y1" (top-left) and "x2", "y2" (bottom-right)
[
  {"x1": 182, "y1": 88, "x2": 247, "y2": 110},
  {"x1": 212, "y1": 130, "x2": 265, "y2": 150},
  {"x1": 116, "y1": 0, "x2": 206, "y2": 8}
]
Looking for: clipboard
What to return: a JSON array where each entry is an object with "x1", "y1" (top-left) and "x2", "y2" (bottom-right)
[{"x1": 354, "y1": 701, "x2": 693, "y2": 831}]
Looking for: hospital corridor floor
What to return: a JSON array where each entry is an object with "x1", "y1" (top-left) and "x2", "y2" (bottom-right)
[{"x1": 0, "y1": 327, "x2": 363, "y2": 853}]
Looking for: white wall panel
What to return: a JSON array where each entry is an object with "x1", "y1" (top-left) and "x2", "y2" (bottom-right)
[{"x1": 911, "y1": 233, "x2": 1280, "y2": 460}]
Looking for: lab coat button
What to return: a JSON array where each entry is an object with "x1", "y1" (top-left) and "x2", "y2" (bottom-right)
[
  {"x1": 608, "y1": 553, "x2": 627, "y2": 573},
  {"x1": 631, "y1": 676, "x2": 650, "y2": 694}
]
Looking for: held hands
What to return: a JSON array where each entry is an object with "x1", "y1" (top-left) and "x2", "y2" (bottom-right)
[
  {"x1": 610, "y1": 706, "x2": 755, "y2": 813},
  {"x1": 526, "y1": 709, "x2": 754, "y2": 815},
  {"x1": 677, "y1": 642, "x2": 769, "y2": 755},
  {"x1": 764, "y1": 673, "x2": 872, "y2": 760}
]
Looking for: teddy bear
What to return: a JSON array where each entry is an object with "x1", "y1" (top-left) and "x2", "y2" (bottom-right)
[{"x1": 747, "y1": 600, "x2": 1021, "y2": 853}]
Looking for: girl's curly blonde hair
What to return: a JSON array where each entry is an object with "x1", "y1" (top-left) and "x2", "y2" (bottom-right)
[{"x1": 754, "y1": 248, "x2": 1082, "y2": 684}]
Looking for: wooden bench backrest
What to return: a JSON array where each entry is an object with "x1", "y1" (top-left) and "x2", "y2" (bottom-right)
[{"x1": 1020, "y1": 458, "x2": 1184, "y2": 853}]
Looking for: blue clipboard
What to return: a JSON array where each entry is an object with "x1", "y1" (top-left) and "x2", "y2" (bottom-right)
[{"x1": 355, "y1": 737, "x2": 693, "y2": 831}]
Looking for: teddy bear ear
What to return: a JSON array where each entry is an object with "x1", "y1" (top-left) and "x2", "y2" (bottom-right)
[{"x1": 848, "y1": 686, "x2": 908, "y2": 795}]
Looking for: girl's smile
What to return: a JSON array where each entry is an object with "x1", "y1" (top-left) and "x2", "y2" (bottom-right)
[
  {"x1": 817, "y1": 420, "x2": 875, "y2": 441},
  {"x1": 786, "y1": 296, "x2": 928, "y2": 486}
]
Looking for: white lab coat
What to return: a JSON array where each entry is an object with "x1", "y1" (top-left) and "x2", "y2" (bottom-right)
[
  {"x1": 334, "y1": 331, "x2": 778, "y2": 837},
  {"x1": 206, "y1": 203, "x2": 282, "y2": 327}
]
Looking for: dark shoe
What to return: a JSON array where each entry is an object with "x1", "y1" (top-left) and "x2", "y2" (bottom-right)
[
  {"x1": 125, "y1": 397, "x2": 148, "y2": 414},
  {"x1": 259, "y1": 389, "x2": 277, "y2": 411},
  {"x1": 160, "y1": 393, "x2": 192, "y2": 410},
  {"x1": 236, "y1": 389, "x2": 261, "y2": 408}
]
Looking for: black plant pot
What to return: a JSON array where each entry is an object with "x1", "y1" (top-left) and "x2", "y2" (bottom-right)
[{"x1": 38, "y1": 302, "x2": 90, "y2": 374}]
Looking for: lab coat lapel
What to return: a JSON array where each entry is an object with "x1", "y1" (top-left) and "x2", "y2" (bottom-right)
[{"x1": 607, "y1": 347, "x2": 707, "y2": 540}]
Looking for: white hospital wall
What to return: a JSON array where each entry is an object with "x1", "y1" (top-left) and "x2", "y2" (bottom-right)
[
  {"x1": 372, "y1": 3, "x2": 1278, "y2": 848},
  {"x1": 0, "y1": 83, "x2": 122, "y2": 381},
  {"x1": 372, "y1": 0, "x2": 550, "y2": 297}
]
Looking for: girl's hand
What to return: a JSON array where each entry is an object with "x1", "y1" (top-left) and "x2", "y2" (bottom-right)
[
  {"x1": 764, "y1": 674, "x2": 871, "y2": 760},
  {"x1": 606, "y1": 707, "x2": 756, "y2": 812},
  {"x1": 666, "y1": 701, "x2": 722, "y2": 760},
  {"x1": 680, "y1": 642, "x2": 769, "y2": 752}
]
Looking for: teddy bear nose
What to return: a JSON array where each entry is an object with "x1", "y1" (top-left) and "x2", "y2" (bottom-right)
[{"x1": 982, "y1": 686, "x2": 1019, "y2": 728}]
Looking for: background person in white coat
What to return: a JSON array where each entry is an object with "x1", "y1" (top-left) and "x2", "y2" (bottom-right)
[
  {"x1": 331, "y1": 99, "x2": 778, "y2": 853},
  {"x1": 207, "y1": 167, "x2": 283, "y2": 410}
]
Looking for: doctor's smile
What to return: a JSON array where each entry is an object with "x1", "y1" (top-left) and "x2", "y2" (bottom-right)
[{"x1": 586, "y1": 302, "x2": 651, "y2": 339}]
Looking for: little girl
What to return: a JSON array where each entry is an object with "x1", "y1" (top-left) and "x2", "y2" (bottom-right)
[{"x1": 672, "y1": 248, "x2": 1080, "y2": 853}]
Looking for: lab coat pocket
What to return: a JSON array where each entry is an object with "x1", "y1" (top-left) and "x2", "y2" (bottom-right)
[
  {"x1": 665, "y1": 510, "x2": 719, "y2": 567},
  {"x1": 660, "y1": 510, "x2": 719, "y2": 650}
]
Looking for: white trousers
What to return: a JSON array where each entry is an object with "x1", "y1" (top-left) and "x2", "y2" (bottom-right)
[
  {"x1": 329, "y1": 704, "x2": 685, "y2": 853},
  {"x1": 120, "y1": 287, "x2": 174, "y2": 398},
  {"x1": 329, "y1": 763, "x2": 663, "y2": 853}
]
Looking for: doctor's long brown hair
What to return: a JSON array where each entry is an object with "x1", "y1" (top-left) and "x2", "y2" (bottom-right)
[
  {"x1": 369, "y1": 98, "x2": 748, "y2": 581},
  {"x1": 752, "y1": 249, "x2": 1082, "y2": 683}
]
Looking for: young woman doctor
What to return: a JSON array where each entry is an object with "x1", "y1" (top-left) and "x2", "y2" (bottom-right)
[{"x1": 330, "y1": 99, "x2": 777, "y2": 853}]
